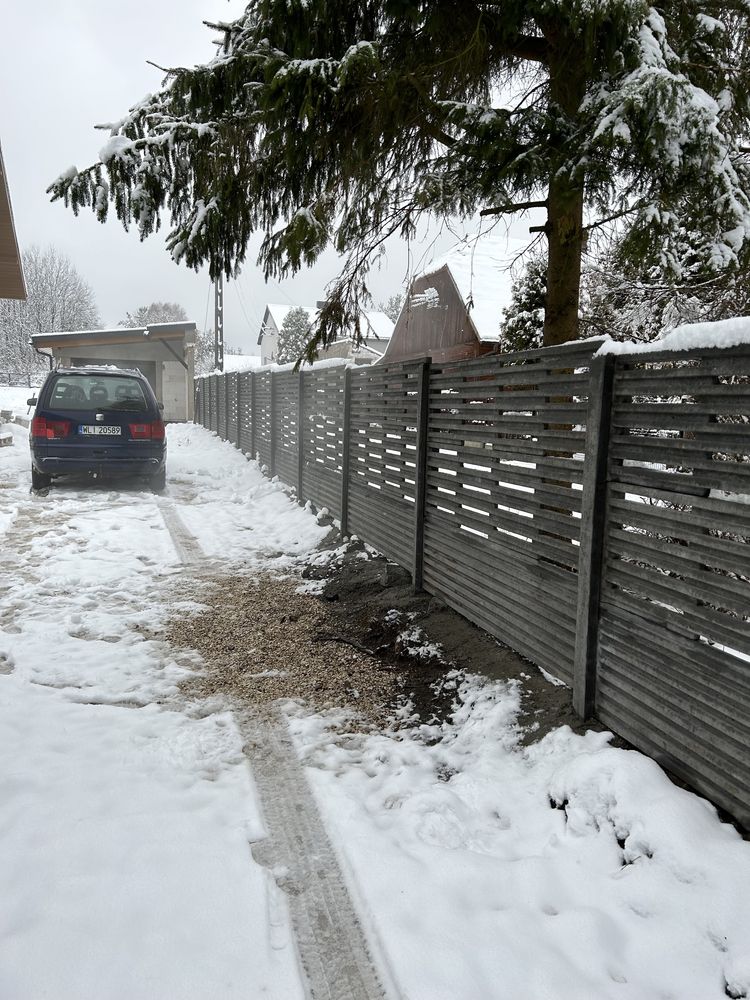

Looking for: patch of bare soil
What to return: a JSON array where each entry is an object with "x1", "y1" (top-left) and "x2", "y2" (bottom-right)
[
  {"x1": 166, "y1": 532, "x2": 617, "y2": 740},
  {"x1": 305, "y1": 538, "x2": 607, "y2": 742}
]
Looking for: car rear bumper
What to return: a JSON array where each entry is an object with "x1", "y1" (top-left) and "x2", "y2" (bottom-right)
[{"x1": 33, "y1": 455, "x2": 165, "y2": 479}]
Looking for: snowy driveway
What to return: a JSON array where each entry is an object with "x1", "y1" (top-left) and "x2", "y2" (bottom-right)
[
  {"x1": 2, "y1": 407, "x2": 750, "y2": 1000},
  {"x1": 0, "y1": 419, "x2": 327, "y2": 1000}
]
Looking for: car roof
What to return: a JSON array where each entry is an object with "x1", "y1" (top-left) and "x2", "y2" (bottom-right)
[{"x1": 52, "y1": 366, "x2": 149, "y2": 379}]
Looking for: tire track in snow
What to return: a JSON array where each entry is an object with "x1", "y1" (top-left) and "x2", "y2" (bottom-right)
[
  {"x1": 157, "y1": 499, "x2": 205, "y2": 566},
  {"x1": 241, "y1": 708, "x2": 396, "y2": 1000}
]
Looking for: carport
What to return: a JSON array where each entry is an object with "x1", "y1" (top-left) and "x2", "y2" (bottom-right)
[{"x1": 31, "y1": 322, "x2": 197, "y2": 421}]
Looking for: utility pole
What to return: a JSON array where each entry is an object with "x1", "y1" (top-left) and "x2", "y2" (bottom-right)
[{"x1": 214, "y1": 272, "x2": 224, "y2": 372}]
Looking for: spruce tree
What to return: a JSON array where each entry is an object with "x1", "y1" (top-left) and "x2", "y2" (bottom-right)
[
  {"x1": 500, "y1": 253, "x2": 547, "y2": 353},
  {"x1": 277, "y1": 306, "x2": 312, "y2": 363},
  {"x1": 49, "y1": 1, "x2": 750, "y2": 356}
]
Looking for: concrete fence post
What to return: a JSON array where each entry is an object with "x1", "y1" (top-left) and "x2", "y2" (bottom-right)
[{"x1": 573, "y1": 353, "x2": 616, "y2": 719}]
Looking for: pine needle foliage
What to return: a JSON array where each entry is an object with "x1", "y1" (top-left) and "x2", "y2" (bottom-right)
[{"x1": 49, "y1": 0, "x2": 750, "y2": 357}]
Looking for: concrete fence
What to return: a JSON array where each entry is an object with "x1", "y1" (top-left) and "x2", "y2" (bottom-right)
[{"x1": 195, "y1": 340, "x2": 750, "y2": 827}]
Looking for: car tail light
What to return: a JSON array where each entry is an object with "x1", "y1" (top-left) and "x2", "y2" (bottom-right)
[
  {"x1": 31, "y1": 417, "x2": 71, "y2": 439},
  {"x1": 129, "y1": 420, "x2": 165, "y2": 440}
]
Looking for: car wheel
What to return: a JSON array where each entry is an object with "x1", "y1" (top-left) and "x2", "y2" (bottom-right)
[
  {"x1": 31, "y1": 466, "x2": 51, "y2": 491},
  {"x1": 150, "y1": 468, "x2": 167, "y2": 493}
]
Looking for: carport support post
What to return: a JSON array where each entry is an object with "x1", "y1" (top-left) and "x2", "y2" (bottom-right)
[
  {"x1": 297, "y1": 371, "x2": 305, "y2": 501},
  {"x1": 340, "y1": 367, "x2": 353, "y2": 536},
  {"x1": 573, "y1": 354, "x2": 615, "y2": 720},
  {"x1": 412, "y1": 357, "x2": 431, "y2": 593}
]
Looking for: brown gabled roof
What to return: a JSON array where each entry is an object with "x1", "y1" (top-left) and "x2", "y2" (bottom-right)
[{"x1": 0, "y1": 142, "x2": 26, "y2": 300}]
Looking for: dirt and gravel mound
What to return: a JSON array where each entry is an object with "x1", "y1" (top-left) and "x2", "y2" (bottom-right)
[{"x1": 166, "y1": 533, "x2": 605, "y2": 739}]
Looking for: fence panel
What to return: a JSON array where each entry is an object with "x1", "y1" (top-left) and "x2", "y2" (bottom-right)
[
  {"x1": 274, "y1": 372, "x2": 301, "y2": 490},
  {"x1": 347, "y1": 361, "x2": 421, "y2": 567},
  {"x1": 227, "y1": 372, "x2": 239, "y2": 445},
  {"x1": 421, "y1": 341, "x2": 599, "y2": 683},
  {"x1": 208, "y1": 376, "x2": 218, "y2": 433},
  {"x1": 302, "y1": 368, "x2": 346, "y2": 517},
  {"x1": 217, "y1": 376, "x2": 227, "y2": 440},
  {"x1": 238, "y1": 372, "x2": 254, "y2": 455},
  {"x1": 595, "y1": 346, "x2": 750, "y2": 826},
  {"x1": 254, "y1": 373, "x2": 273, "y2": 469}
]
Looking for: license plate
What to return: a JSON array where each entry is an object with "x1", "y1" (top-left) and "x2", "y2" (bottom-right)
[{"x1": 79, "y1": 425, "x2": 122, "y2": 435}]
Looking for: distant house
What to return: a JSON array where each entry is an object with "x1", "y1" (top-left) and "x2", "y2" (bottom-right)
[
  {"x1": 31, "y1": 322, "x2": 197, "y2": 422},
  {"x1": 381, "y1": 233, "x2": 526, "y2": 364},
  {"x1": 257, "y1": 304, "x2": 318, "y2": 364},
  {"x1": 0, "y1": 141, "x2": 25, "y2": 301},
  {"x1": 257, "y1": 303, "x2": 393, "y2": 364}
]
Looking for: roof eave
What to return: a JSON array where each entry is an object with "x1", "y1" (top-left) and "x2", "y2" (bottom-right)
[{"x1": 0, "y1": 142, "x2": 26, "y2": 300}]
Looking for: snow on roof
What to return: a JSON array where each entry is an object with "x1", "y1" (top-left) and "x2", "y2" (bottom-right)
[
  {"x1": 418, "y1": 230, "x2": 532, "y2": 341},
  {"x1": 31, "y1": 322, "x2": 195, "y2": 342},
  {"x1": 261, "y1": 305, "x2": 393, "y2": 343},
  {"x1": 362, "y1": 311, "x2": 394, "y2": 341},
  {"x1": 596, "y1": 316, "x2": 750, "y2": 356}
]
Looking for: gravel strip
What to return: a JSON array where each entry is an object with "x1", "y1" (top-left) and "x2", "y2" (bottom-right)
[{"x1": 168, "y1": 573, "x2": 406, "y2": 723}]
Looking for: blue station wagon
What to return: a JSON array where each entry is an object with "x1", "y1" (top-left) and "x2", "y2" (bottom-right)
[{"x1": 28, "y1": 367, "x2": 167, "y2": 492}]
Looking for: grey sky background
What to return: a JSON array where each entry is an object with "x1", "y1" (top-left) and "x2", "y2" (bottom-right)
[{"x1": 1, "y1": 1, "x2": 534, "y2": 353}]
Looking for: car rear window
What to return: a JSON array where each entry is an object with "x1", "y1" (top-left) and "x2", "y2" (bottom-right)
[{"x1": 47, "y1": 374, "x2": 150, "y2": 412}]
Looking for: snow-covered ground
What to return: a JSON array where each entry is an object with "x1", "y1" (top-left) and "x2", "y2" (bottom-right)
[{"x1": 2, "y1": 384, "x2": 750, "y2": 1000}]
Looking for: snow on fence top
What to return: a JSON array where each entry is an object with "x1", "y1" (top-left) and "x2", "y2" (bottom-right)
[
  {"x1": 596, "y1": 316, "x2": 750, "y2": 356},
  {"x1": 198, "y1": 357, "x2": 352, "y2": 378}
]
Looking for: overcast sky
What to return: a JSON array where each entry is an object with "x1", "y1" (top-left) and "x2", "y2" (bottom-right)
[{"x1": 1, "y1": 1, "x2": 533, "y2": 353}]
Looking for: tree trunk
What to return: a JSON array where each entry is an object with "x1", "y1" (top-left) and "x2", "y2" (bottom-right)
[
  {"x1": 543, "y1": 36, "x2": 586, "y2": 347},
  {"x1": 544, "y1": 172, "x2": 584, "y2": 346}
]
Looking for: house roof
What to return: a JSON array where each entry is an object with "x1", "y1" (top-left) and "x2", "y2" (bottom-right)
[
  {"x1": 417, "y1": 230, "x2": 530, "y2": 341},
  {"x1": 258, "y1": 304, "x2": 393, "y2": 345},
  {"x1": 31, "y1": 321, "x2": 197, "y2": 350},
  {"x1": 259, "y1": 304, "x2": 319, "y2": 344},
  {"x1": 361, "y1": 311, "x2": 394, "y2": 341},
  {"x1": 0, "y1": 141, "x2": 26, "y2": 300}
]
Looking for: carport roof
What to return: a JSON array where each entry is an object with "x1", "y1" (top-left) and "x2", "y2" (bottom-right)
[
  {"x1": 0, "y1": 141, "x2": 26, "y2": 300},
  {"x1": 31, "y1": 322, "x2": 197, "y2": 350}
]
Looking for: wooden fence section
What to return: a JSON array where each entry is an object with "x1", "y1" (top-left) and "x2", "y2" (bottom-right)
[
  {"x1": 194, "y1": 343, "x2": 750, "y2": 827},
  {"x1": 423, "y1": 341, "x2": 596, "y2": 685},
  {"x1": 348, "y1": 362, "x2": 422, "y2": 568},
  {"x1": 303, "y1": 367, "x2": 346, "y2": 518},
  {"x1": 592, "y1": 347, "x2": 750, "y2": 824}
]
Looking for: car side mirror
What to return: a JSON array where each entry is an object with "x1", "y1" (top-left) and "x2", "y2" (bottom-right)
[{"x1": 27, "y1": 397, "x2": 37, "y2": 407}]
